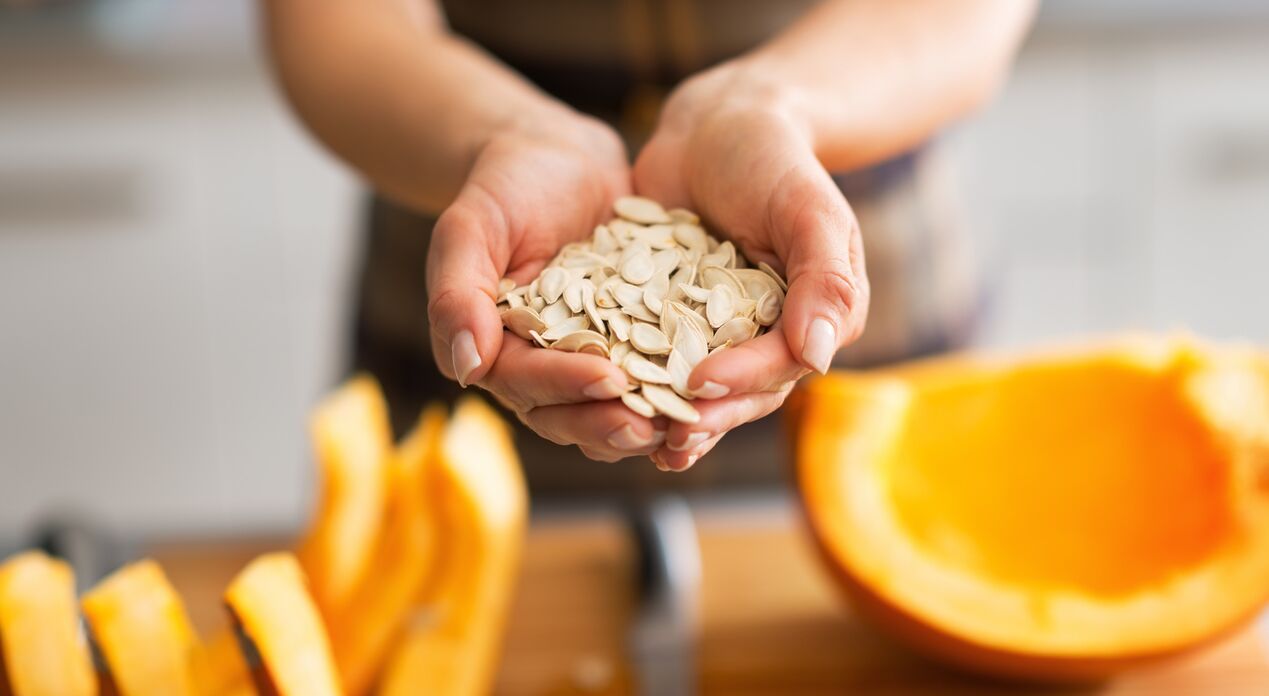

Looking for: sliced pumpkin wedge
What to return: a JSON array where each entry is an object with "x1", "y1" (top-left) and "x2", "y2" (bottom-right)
[
  {"x1": 225, "y1": 553, "x2": 341, "y2": 696},
  {"x1": 0, "y1": 551, "x2": 96, "y2": 696},
  {"x1": 331, "y1": 405, "x2": 446, "y2": 695},
  {"x1": 192, "y1": 628, "x2": 255, "y2": 696},
  {"x1": 379, "y1": 397, "x2": 528, "y2": 696},
  {"x1": 297, "y1": 376, "x2": 393, "y2": 617},
  {"x1": 81, "y1": 560, "x2": 201, "y2": 696},
  {"x1": 796, "y1": 336, "x2": 1269, "y2": 682}
]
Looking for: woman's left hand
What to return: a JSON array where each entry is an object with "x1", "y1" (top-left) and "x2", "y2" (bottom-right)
[{"x1": 633, "y1": 62, "x2": 870, "y2": 471}]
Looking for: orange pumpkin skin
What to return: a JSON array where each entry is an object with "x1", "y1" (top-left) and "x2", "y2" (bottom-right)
[
  {"x1": 799, "y1": 522, "x2": 1260, "y2": 683},
  {"x1": 795, "y1": 336, "x2": 1269, "y2": 683}
]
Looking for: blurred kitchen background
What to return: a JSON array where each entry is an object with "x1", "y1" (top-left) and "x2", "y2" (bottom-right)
[{"x1": 2, "y1": 0, "x2": 1268, "y2": 538}]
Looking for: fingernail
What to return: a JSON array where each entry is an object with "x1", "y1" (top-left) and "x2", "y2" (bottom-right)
[
  {"x1": 649, "y1": 429, "x2": 667, "y2": 447},
  {"x1": 452, "y1": 329, "x2": 482, "y2": 387},
  {"x1": 672, "y1": 454, "x2": 700, "y2": 472},
  {"x1": 607, "y1": 424, "x2": 651, "y2": 450},
  {"x1": 802, "y1": 317, "x2": 836, "y2": 374},
  {"x1": 651, "y1": 453, "x2": 669, "y2": 472},
  {"x1": 668, "y1": 431, "x2": 710, "y2": 452},
  {"x1": 582, "y1": 377, "x2": 624, "y2": 400},
  {"x1": 693, "y1": 381, "x2": 729, "y2": 399}
]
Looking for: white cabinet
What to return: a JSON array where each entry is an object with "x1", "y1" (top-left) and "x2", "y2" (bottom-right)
[
  {"x1": 954, "y1": 29, "x2": 1269, "y2": 347},
  {"x1": 0, "y1": 48, "x2": 360, "y2": 535}
]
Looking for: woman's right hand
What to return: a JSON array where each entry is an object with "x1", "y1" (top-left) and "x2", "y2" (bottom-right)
[{"x1": 426, "y1": 111, "x2": 669, "y2": 462}]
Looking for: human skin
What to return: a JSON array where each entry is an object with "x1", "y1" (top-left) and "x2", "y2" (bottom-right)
[{"x1": 262, "y1": 0, "x2": 1037, "y2": 467}]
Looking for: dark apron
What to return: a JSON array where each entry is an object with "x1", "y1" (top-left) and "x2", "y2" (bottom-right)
[{"x1": 350, "y1": 1, "x2": 983, "y2": 499}]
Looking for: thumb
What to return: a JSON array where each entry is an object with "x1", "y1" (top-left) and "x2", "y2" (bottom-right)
[
  {"x1": 773, "y1": 163, "x2": 870, "y2": 374},
  {"x1": 426, "y1": 189, "x2": 509, "y2": 387}
]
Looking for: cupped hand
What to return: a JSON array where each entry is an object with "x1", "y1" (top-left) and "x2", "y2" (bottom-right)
[
  {"x1": 427, "y1": 111, "x2": 667, "y2": 461},
  {"x1": 633, "y1": 63, "x2": 870, "y2": 471}
]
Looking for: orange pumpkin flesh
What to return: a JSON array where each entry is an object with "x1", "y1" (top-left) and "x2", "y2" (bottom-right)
[
  {"x1": 224, "y1": 553, "x2": 341, "y2": 696},
  {"x1": 797, "y1": 337, "x2": 1269, "y2": 682},
  {"x1": 192, "y1": 630, "x2": 255, "y2": 696},
  {"x1": 297, "y1": 376, "x2": 393, "y2": 617},
  {"x1": 330, "y1": 405, "x2": 445, "y2": 695},
  {"x1": 81, "y1": 560, "x2": 203, "y2": 696},
  {"x1": 0, "y1": 552, "x2": 96, "y2": 696},
  {"x1": 378, "y1": 397, "x2": 528, "y2": 696}
]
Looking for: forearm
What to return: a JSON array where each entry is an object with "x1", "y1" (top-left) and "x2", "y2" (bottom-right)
[
  {"x1": 261, "y1": 0, "x2": 583, "y2": 213},
  {"x1": 689, "y1": 0, "x2": 1037, "y2": 172}
]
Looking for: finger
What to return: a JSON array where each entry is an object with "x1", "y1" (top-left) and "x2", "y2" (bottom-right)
[
  {"x1": 651, "y1": 433, "x2": 723, "y2": 473},
  {"x1": 631, "y1": 132, "x2": 693, "y2": 209},
  {"x1": 426, "y1": 185, "x2": 513, "y2": 387},
  {"x1": 769, "y1": 159, "x2": 870, "y2": 374},
  {"x1": 478, "y1": 336, "x2": 629, "y2": 412},
  {"x1": 521, "y1": 401, "x2": 667, "y2": 462},
  {"x1": 687, "y1": 329, "x2": 809, "y2": 399},
  {"x1": 654, "y1": 388, "x2": 790, "y2": 471}
]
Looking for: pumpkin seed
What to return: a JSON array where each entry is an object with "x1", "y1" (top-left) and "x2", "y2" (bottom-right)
[
  {"x1": 607, "y1": 311, "x2": 632, "y2": 342},
  {"x1": 667, "y1": 208, "x2": 700, "y2": 225},
  {"x1": 614, "y1": 195, "x2": 672, "y2": 225},
  {"x1": 710, "y1": 317, "x2": 757, "y2": 349},
  {"x1": 620, "y1": 250, "x2": 655, "y2": 285},
  {"x1": 529, "y1": 329, "x2": 551, "y2": 348},
  {"x1": 610, "y1": 340, "x2": 633, "y2": 366},
  {"x1": 667, "y1": 349, "x2": 693, "y2": 399},
  {"x1": 679, "y1": 283, "x2": 712, "y2": 303},
  {"x1": 756, "y1": 288, "x2": 783, "y2": 326},
  {"x1": 673, "y1": 318, "x2": 709, "y2": 367},
  {"x1": 643, "y1": 288, "x2": 664, "y2": 316},
  {"x1": 503, "y1": 306, "x2": 546, "y2": 340},
  {"x1": 641, "y1": 384, "x2": 701, "y2": 424},
  {"x1": 541, "y1": 300, "x2": 572, "y2": 327},
  {"x1": 706, "y1": 285, "x2": 736, "y2": 328},
  {"x1": 553, "y1": 330, "x2": 609, "y2": 356},
  {"x1": 540, "y1": 315, "x2": 590, "y2": 341},
  {"x1": 630, "y1": 323, "x2": 672, "y2": 355},
  {"x1": 758, "y1": 261, "x2": 788, "y2": 291},
  {"x1": 495, "y1": 198, "x2": 787, "y2": 428},
  {"x1": 622, "y1": 390, "x2": 657, "y2": 418},
  {"x1": 540, "y1": 267, "x2": 570, "y2": 304},
  {"x1": 624, "y1": 354, "x2": 673, "y2": 384}
]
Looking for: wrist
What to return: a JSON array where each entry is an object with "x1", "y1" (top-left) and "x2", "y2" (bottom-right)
[{"x1": 659, "y1": 58, "x2": 812, "y2": 144}]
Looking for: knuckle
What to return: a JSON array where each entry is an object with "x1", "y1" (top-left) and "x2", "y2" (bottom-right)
[{"x1": 806, "y1": 260, "x2": 863, "y2": 316}]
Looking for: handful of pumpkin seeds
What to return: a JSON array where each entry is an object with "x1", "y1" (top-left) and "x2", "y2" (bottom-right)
[{"x1": 497, "y1": 196, "x2": 787, "y2": 424}]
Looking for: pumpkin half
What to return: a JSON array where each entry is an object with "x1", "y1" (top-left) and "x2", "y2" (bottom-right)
[{"x1": 796, "y1": 336, "x2": 1269, "y2": 681}]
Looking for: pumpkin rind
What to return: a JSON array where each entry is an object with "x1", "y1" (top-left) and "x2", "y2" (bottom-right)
[{"x1": 796, "y1": 336, "x2": 1269, "y2": 681}]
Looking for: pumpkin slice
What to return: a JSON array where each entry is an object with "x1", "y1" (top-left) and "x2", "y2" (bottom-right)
[
  {"x1": 330, "y1": 405, "x2": 446, "y2": 695},
  {"x1": 81, "y1": 560, "x2": 204, "y2": 696},
  {"x1": 224, "y1": 553, "x2": 341, "y2": 696},
  {"x1": 192, "y1": 629, "x2": 255, "y2": 696},
  {"x1": 297, "y1": 376, "x2": 393, "y2": 618},
  {"x1": 0, "y1": 551, "x2": 96, "y2": 696},
  {"x1": 796, "y1": 336, "x2": 1269, "y2": 682},
  {"x1": 379, "y1": 397, "x2": 528, "y2": 696}
]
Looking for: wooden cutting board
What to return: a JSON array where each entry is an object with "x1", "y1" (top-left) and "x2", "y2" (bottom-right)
[{"x1": 151, "y1": 502, "x2": 1269, "y2": 696}]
